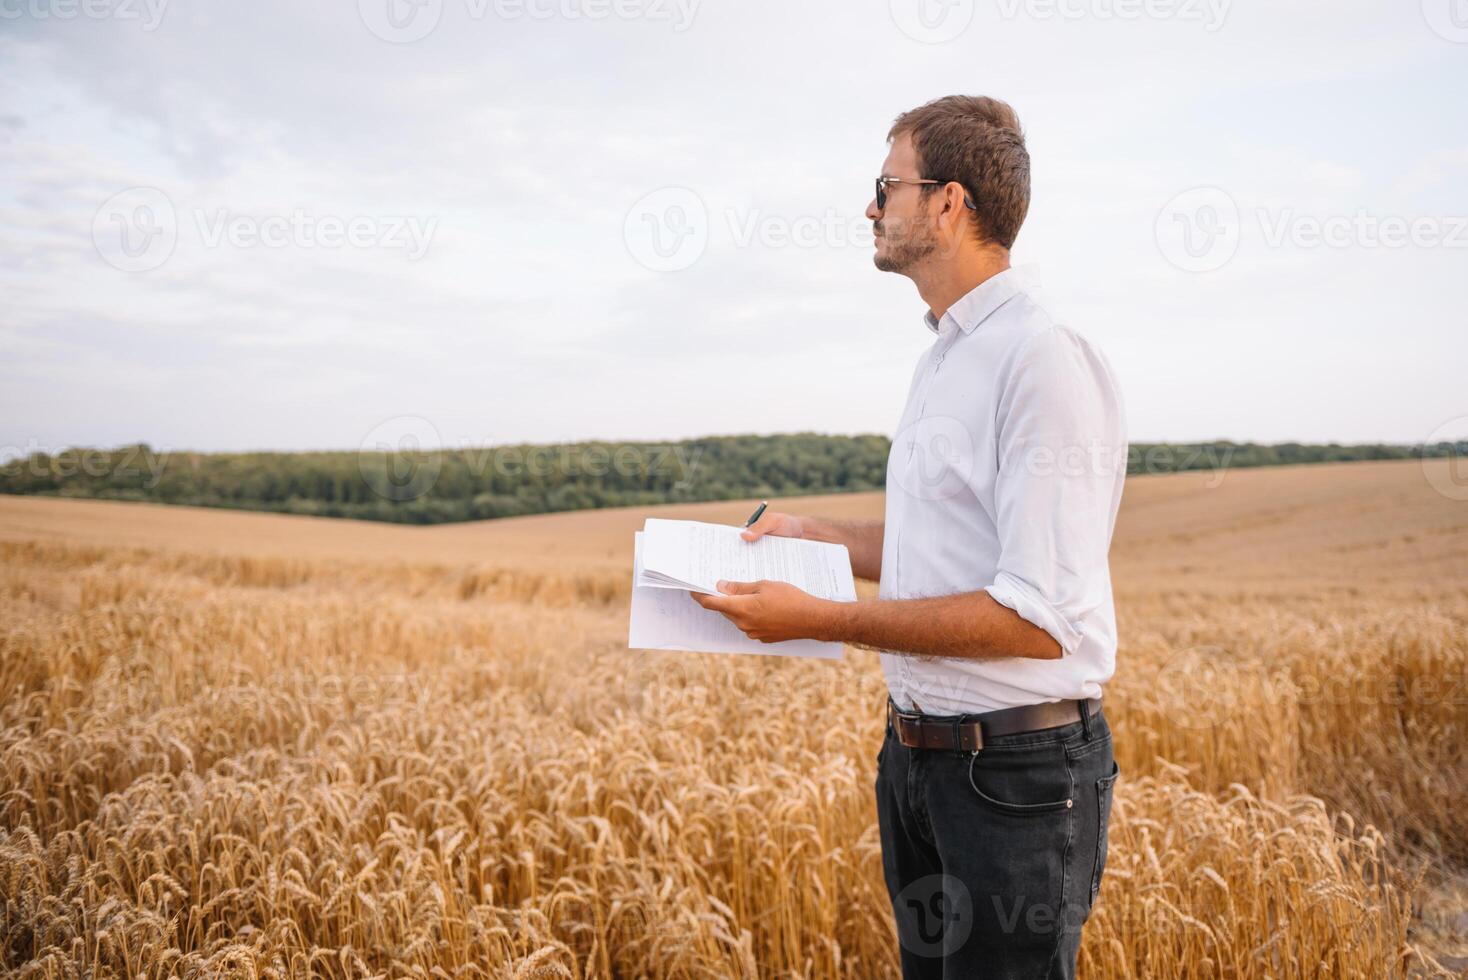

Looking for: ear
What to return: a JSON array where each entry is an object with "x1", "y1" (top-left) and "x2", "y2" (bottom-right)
[
  {"x1": 935, "y1": 182, "x2": 970, "y2": 232},
  {"x1": 939, "y1": 184, "x2": 983, "y2": 240}
]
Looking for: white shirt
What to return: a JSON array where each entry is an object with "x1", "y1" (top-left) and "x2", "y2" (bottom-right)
[{"x1": 878, "y1": 268, "x2": 1127, "y2": 715}]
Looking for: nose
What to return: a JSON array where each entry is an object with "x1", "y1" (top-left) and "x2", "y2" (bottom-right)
[{"x1": 865, "y1": 197, "x2": 881, "y2": 222}]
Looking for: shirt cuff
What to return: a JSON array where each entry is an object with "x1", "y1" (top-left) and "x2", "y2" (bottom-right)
[{"x1": 986, "y1": 571, "x2": 1086, "y2": 656}]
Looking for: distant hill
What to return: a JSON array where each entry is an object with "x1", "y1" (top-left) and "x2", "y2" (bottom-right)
[{"x1": 0, "y1": 433, "x2": 1460, "y2": 525}]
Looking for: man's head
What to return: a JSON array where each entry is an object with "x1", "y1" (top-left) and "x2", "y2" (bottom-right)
[{"x1": 867, "y1": 95, "x2": 1030, "y2": 276}]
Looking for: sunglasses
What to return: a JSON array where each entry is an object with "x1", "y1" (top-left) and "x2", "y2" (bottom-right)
[{"x1": 875, "y1": 176, "x2": 978, "y2": 212}]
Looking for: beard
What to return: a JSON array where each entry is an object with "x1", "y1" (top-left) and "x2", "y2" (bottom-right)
[{"x1": 872, "y1": 217, "x2": 939, "y2": 274}]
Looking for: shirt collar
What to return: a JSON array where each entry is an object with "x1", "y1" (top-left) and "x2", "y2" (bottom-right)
[{"x1": 923, "y1": 267, "x2": 1026, "y2": 336}]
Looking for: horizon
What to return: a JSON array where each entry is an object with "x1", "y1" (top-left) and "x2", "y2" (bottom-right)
[{"x1": 2, "y1": 428, "x2": 1461, "y2": 467}]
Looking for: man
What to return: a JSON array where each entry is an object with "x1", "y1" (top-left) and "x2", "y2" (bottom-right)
[{"x1": 693, "y1": 95, "x2": 1127, "y2": 978}]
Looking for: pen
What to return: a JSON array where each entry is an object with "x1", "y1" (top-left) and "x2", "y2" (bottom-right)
[{"x1": 744, "y1": 499, "x2": 768, "y2": 527}]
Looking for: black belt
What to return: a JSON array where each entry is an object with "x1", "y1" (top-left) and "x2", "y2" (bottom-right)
[{"x1": 887, "y1": 697, "x2": 1102, "y2": 752}]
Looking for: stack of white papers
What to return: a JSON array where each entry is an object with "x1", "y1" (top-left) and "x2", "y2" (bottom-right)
[{"x1": 628, "y1": 518, "x2": 857, "y2": 659}]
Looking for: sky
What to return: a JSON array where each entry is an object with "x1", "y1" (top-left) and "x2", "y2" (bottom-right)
[{"x1": 1, "y1": 0, "x2": 1466, "y2": 459}]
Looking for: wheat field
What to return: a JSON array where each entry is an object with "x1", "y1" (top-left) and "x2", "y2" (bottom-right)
[{"x1": 2, "y1": 459, "x2": 1466, "y2": 977}]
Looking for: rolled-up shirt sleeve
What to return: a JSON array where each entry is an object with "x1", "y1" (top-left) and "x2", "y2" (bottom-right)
[{"x1": 983, "y1": 326, "x2": 1127, "y2": 656}]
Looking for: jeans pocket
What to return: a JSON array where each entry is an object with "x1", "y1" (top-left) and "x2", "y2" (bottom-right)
[
  {"x1": 966, "y1": 748, "x2": 1075, "y2": 816},
  {"x1": 1091, "y1": 760, "x2": 1120, "y2": 904}
]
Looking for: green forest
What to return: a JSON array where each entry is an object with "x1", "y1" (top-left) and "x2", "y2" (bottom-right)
[{"x1": 1, "y1": 433, "x2": 1460, "y2": 525}]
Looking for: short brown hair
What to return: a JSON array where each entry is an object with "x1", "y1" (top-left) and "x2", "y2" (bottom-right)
[{"x1": 889, "y1": 95, "x2": 1030, "y2": 250}]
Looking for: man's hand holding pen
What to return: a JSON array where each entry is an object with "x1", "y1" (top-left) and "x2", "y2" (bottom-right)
[{"x1": 691, "y1": 500, "x2": 835, "y2": 643}]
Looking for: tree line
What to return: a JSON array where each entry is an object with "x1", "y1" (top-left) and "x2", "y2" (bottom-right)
[{"x1": 0, "y1": 433, "x2": 1460, "y2": 525}]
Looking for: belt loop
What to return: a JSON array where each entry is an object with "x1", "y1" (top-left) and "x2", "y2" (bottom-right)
[
  {"x1": 1079, "y1": 699, "x2": 1093, "y2": 740},
  {"x1": 951, "y1": 717, "x2": 963, "y2": 758}
]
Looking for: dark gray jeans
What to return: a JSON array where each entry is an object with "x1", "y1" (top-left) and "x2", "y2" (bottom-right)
[{"x1": 875, "y1": 704, "x2": 1118, "y2": 979}]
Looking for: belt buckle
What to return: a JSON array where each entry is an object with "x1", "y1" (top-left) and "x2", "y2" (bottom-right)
[
  {"x1": 966, "y1": 719, "x2": 984, "y2": 754},
  {"x1": 889, "y1": 700, "x2": 921, "y2": 748}
]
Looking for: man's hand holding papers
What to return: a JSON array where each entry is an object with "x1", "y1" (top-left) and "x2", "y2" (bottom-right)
[
  {"x1": 689, "y1": 578, "x2": 836, "y2": 645},
  {"x1": 628, "y1": 518, "x2": 856, "y2": 659}
]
